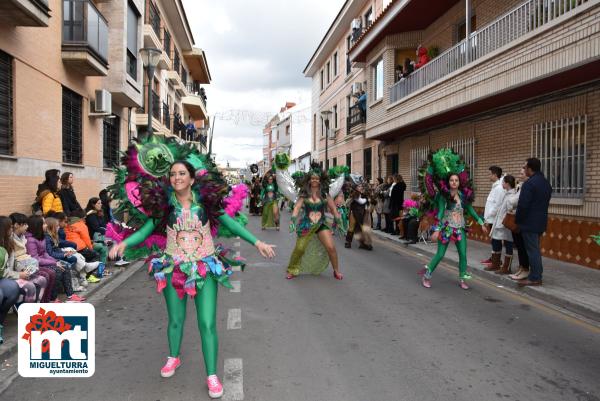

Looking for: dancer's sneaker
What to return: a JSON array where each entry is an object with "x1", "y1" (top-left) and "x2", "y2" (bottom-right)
[
  {"x1": 66, "y1": 294, "x2": 86, "y2": 303},
  {"x1": 459, "y1": 280, "x2": 470, "y2": 290},
  {"x1": 160, "y1": 356, "x2": 181, "y2": 378},
  {"x1": 421, "y1": 275, "x2": 431, "y2": 288},
  {"x1": 206, "y1": 375, "x2": 224, "y2": 398},
  {"x1": 286, "y1": 273, "x2": 295, "y2": 280},
  {"x1": 333, "y1": 271, "x2": 343, "y2": 280}
]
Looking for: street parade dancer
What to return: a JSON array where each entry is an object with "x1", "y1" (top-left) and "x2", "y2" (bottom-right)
[
  {"x1": 418, "y1": 148, "x2": 488, "y2": 290},
  {"x1": 274, "y1": 154, "x2": 347, "y2": 280},
  {"x1": 260, "y1": 170, "x2": 280, "y2": 230},
  {"x1": 107, "y1": 134, "x2": 275, "y2": 399},
  {"x1": 345, "y1": 178, "x2": 373, "y2": 250}
]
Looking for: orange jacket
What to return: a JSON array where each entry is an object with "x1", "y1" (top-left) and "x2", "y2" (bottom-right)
[{"x1": 64, "y1": 218, "x2": 93, "y2": 251}]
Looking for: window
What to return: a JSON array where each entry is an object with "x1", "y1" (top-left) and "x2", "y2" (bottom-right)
[
  {"x1": 285, "y1": 125, "x2": 290, "y2": 136},
  {"x1": 346, "y1": 35, "x2": 352, "y2": 75},
  {"x1": 346, "y1": 153, "x2": 352, "y2": 168},
  {"x1": 126, "y1": 2, "x2": 139, "y2": 80},
  {"x1": 456, "y1": 15, "x2": 477, "y2": 44},
  {"x1": 532, "y1": 116, "x2": 587, "y2": 198},
  {"x1": 447, "y1": 137, "x2": 475, "y2": 178},
  {"x1": 410, "y1": 146, "x2": 430, "y2": 192},
  {"x1": 326, "y1": 61, "x2": 331, "y2": 84},
  {"x1": 333, "y1": 52, "x2": 338, "y2": 76},
  {"x1": 333, "y1": 157, "x2": 337, "y2": 167},
  {"x1": 363, "y1": 147, "x2": 372, "y2": 181},
  {"x1": 320, "y1": 69, "x2": 324, "y2": 90},
  {"x1": 163, "y1": 28, "x2": 171, "y2": 54},
  {"x1": 62, "y1": 87, "x2": 83, "y2": 164},
  {"x1": 387, "y1": 153, "x2": 399, "y2": 176},
  {"x1": 320, "y1": 116, "x2": 324, "y2": 137},
  {"x1": 333, "y1": 105, "x2": 338, "y2": 129},
  {"x1": 103, "y1": 115, "x2": 120, "y2": 168},
  {"x1": 374, "y1": 58, "x2": 384, "y2": 100},
  {"x1": 163, "y1": 101, "x2": 170, "y2": 130},
  {"x1": 0, "y1": 50, "x2": 13, "y2": 155},
  {"x1": 364, "y1": 7, "x2": 373, "y2": 28}
]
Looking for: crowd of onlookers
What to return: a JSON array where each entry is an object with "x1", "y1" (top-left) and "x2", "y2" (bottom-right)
[{"x1": 0, "y1": 169, "x2": 128, "y2": 344}]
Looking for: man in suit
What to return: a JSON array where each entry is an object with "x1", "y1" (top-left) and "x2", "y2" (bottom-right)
[{"x1": 515, "y1": 158, "x2": 552, "y2": 286}]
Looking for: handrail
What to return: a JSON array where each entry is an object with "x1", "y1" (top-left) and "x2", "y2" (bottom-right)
[{"x1": 390, "y1": 0, "x2": 589, "y2": 104}]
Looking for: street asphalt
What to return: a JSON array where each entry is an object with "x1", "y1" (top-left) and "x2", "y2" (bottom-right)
[{"x1": 1, "y1": 211, "x2": 599, "y2": 401}]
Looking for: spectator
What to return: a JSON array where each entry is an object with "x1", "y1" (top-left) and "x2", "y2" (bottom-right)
[
  {"x1": 185, "y1": 117, "x2": 197, "y2": 142},
  {"x1": 382, "y1": 176, "x2": 393, "y2": 233},
  {"x1": 516, "y1": 158, "x2": 552, "y2": 287},
  {"x1": 58, "y1": 172, "x2": 83, "y2": 217},
  {"x1": 53, "y1": 212, "x2": 77, "y2": 249},
  {"x1": 489, "y1": 175, "x2": 517, "y2": 275},
  {"x1": 389, "y1": 175, "x2": 407, "y2": 235},
  {"x1": 394, "y1": 65, "x2": 403, "y2": 82},
  {"x1": 65, "y1": 210, "x2": 107, "y2": 267},
  {"x1": 482, "y1": 166, "x2": 505, "y2": 271},
  {"x1": 99, "y1": 189, "x2": 114, "y2": 225},
  {"x1": 9, "y1": 213, "x2": 53, "y2": 303},
  {"x1": 25, "y1": 215, "x2": 85, "y2": 302},
  {"x1": 85, "y1": 197, "x2": 107, "y2": 241},
  {"x1": 509, "y1": 168, "x2": 530, "y2": 281},
  {"x1": 403, "y1": 57, "x2": 414, "y2": 78},
  {"x1": 414, "y1": 45, "x2": 430, "y2": 69},
  {"x1": 373, "y1": 178, "x2": 385, "y2": 230},
  {"x1": 36, "y1": 169, "x2": 63, "y2": 216},
  {"x1": 45, "y1": 217, "x2": 87, "y2": 292},
  {"x1": 358, "y1": 91, "x2": 367, "y2": 120},
  {"x1": 56, "y1": 212, "x2": 103, "y2": 282}
]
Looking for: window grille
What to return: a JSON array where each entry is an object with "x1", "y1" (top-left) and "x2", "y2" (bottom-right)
[
  {"x1": 532, "y1": 116, "x2": 586, "y2": 198},
  {"x1": 410, "y1": 146, "x2": 429, "y2": 192},
  {"x1": 62, "y1": 87, "x2": 83, "y2": 164},
  {"x1": 447, "y1": 137, "x2": 475, "y2": 177},
  {"x1": 0, "y1": 50, "x2": 13, "y2": 155},
  {"x1": 103, "y1": 116, "x2": 120, "y2": 168}
]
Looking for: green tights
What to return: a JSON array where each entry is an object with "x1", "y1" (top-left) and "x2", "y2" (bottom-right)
[
  {"x1": 163, "y1": 273, "x2": 219, "y2": 375},
  {"x1": 426, "y1": 230, "x2": 470, "y2": 279}
]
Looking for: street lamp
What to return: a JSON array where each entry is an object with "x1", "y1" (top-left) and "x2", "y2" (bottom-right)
[
  {"x1": 320, "y1": 110, "x2": 332, "y2": 170},
  {"x1": 139, "y1": 47, "x2": 162, "y2": 138}
]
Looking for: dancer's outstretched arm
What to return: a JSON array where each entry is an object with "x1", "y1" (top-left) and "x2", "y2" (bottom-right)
[
  {"x1": 218, "y1": 213, "x2": 276, "y2": 258},
  {"x1": 109, "y1": 219, "x2": 156, "y2": 259}
]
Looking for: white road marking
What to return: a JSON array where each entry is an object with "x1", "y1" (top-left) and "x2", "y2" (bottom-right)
[
  {"x1": 230, "y1": 280, "x2": 241, "y2": 293},
  {"x1": 234, "y1": 241, "x2": 241, "y2": 248},
  {"x1": 227, "y1": 308, "x2": 242, "y2": 330},
  {"x1": 223, "y1": 358, "x2": 244, "y2": 401}
]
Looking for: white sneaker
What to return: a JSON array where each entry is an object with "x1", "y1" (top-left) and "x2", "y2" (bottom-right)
[{"x1": 115, "y1": 258, "x2": 130, "y2": 266}]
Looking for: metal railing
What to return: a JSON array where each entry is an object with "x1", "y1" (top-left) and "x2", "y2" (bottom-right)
[
  {"x1": 163, "y1": 28, "x2": 171, "y2": 55},
  {"x1": 62, "y1": 0, "x2": 109, "y2": 63},
  {"x1": 147, "y1": 1, "x2": 160, "y2": 37},
  {"x1": 346, "y1": 104, "x2": 366, "y2": 134},
  {"x1": 162, "y1": 102, "x2": 170, "y2": 129},
  {"x1": 390, "y1": 0, "x2": 589, "y2": 104},
  {"x1": 186, "y1": 83, "x2": 207, "y2": 106},
  {"x1": 173, "y1": 48, "x2": 180, "y2": 75},
  {"x1": 151, "y1": 90, "x2": 160, "y2": 120}
]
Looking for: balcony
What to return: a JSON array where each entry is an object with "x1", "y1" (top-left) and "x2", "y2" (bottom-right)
[
  {"x1": 0, "y1": 0, "x2": 50, "y2": 26},
  {"x1": 183, "y1": 48, "x2": 211, "y2": 84},
  {"x1": 156, "y1": 27, "x2": 171, "y2": 70},
  {"x1": 62, "y1": 0, "x2": 109, "y2": 76},
  {"x1": 367, "y1": 0, "x2": 600, "y2": 140},
  {"x1": 166, "y1": 70, "x2": 186, "y2": 96},
  {"x1": 346, "y1": 104, "x2": 366, "y2": 135}
]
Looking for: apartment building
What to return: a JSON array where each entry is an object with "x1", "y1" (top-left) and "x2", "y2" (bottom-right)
[
  {"x1": 135, "y1": 0, "x2": 211, "y2": 146},
  {"x1": 0, "y1": 0, "x2": 146, "y2": 215},
  {"x1": 346, "y1": 0, "x2": 600, "y2": 268},
  {"x1": 304, "y1": 0, "x2": 394, "y2": 181}
]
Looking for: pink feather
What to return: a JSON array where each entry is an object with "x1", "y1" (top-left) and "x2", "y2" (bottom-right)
[{"x1": 223, "y1": 184, "x2": 249, "y2": 217}]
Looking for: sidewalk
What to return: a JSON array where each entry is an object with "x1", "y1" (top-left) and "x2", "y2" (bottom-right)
[
  {"x1": 372, "y1": 229, "x2": 600, "y2": 323},
  {"x1": 0, "y1": 260, "x2": 144, "y2": 362}
]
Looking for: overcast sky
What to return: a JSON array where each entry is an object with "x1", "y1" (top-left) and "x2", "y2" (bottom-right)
[{"x1": 181, "y1": 0, "x2": 345, "y2": 168}]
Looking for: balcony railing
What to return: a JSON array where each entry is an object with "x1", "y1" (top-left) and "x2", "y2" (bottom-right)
[
  {"x1": 173, "y1": 48, "x2": 180, "y2": 75},
  {"x1": 346, "y1": 104, "x2": 366, "y2": 134},
  {"x1": 62, "y1": 0, "x2": 109, "y2": 63},
  {"x1": 147, "y1": 1, "x2": 160, "y2": 37},
  {"x1": 390, "y1": 0, "x2": 589, "y2": 104},
  {"x1": 163, "y1": 28, "x2": 171, "y2": 54}
]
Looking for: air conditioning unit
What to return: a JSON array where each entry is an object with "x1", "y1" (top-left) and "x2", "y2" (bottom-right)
[
  {"x1": 351, "y1": 18, "x2": 361, "y2": 30},
  {"x1": 328, "y1": 130, "x2": 337, "y2": 139},
  {"x1": 352, "y1": 82, "x2": 362, "y2": 94},
  {"x1": 90, "y1": 89, "x2": 112, "y2": 116}
]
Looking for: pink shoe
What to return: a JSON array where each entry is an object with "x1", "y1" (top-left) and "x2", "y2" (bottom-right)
[
  {"x1": 333, "y1": 271, "x2": 343, "y2": 280},
  {"x1": 66, "y1": 294, "x2": 86, "y2": 303},
  {"x1": 160, "y1": 356, "x2": 181, "y2": 378},
  {"x1": 421, "y1": 275, "x2": 431, "y2": 288},
  {"x1": 207, "y1": 374, "x2": 224, "y2": 398},
  {"x1": 286, "y1": 273, "x2": 295, "y2": 280},
  {"x1": 459, "y1": 280, "x2": 470, "y2": 290}
]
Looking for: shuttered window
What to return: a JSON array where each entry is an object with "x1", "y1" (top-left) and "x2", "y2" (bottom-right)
[
  {"x1": 62, "y1": 87, "x2": 83, "y2": 164},
  {"x1": 103, "y1": 115, "x2": 120, "y2": 168},
  {"x1": 0, "y1": 50, "x2": 13, "y2": 155}
]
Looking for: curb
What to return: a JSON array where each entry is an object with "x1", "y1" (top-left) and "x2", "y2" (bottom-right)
[
  {"x1": 0, "y1": 260, "x2": 144, "y2": 363},
  {"x1": 372, "y1": 230, "x2": 600, "y2": 323}
]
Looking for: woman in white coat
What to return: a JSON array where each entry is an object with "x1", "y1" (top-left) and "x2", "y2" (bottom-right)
[{"x1": 488, "y1": 175, "x2": 517, "y2": 274}]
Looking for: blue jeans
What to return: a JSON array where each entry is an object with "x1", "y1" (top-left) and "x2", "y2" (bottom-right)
[
  {"x1": 522, "y1": 231, "x2": 543, "y2": 281},
  {"x1": 491, "y1": 238, "x2": 513, "y2": 255}
]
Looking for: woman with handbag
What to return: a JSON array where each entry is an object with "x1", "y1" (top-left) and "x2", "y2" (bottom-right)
[
  {"x1": 489, "y1": 175, "x2": 517, "y2": 274},
  {"x1": 509, "y1": 168, "x2": 530, "y2": 280}
]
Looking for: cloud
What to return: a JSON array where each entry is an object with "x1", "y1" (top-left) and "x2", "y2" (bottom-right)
[{"x1": 181, "y1": 0, "x2": 345, "y2": 167}]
